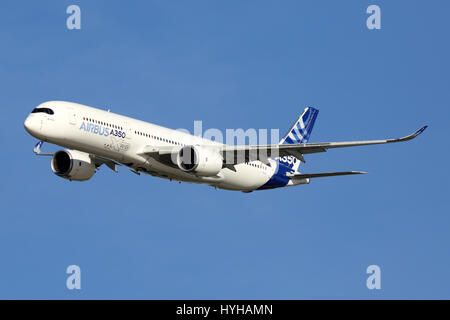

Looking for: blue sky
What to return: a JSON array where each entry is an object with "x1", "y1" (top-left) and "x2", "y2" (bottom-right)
[{"x1": 0, "y1": 0, "x2": 449, "y2": 299}]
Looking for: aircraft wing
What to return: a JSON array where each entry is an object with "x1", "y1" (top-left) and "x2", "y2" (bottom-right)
[
  {"x1": 221, "y1": 126, "x2": 427, "y2": 164},
  {"x1": 137, "y1": 145, "x2": 180, "y2": 168}
]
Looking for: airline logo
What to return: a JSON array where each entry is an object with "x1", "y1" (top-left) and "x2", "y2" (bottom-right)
[
  {"x1": 79, "y1": 122, "x2": 126, "y2": 138},
  {"x1": 283, "y1": 107, "x2": 318, "y2": 144}
]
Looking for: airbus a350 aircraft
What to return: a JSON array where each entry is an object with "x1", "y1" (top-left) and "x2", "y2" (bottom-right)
[{"x1": 24, "y1": 101, "x2": 427, "y2": 192}]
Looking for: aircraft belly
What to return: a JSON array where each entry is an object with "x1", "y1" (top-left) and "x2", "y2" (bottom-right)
[
  {"x1": 137, "y1": 160, "x2": 270, "y2": 191},
  {"x1": 215, "y1": 166, "x2": 271, "y2": 191}
]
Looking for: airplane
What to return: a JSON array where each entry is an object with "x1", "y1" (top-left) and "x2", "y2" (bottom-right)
[{"x1": 24, "y1": 101, "x2": 427, "y2": 192}]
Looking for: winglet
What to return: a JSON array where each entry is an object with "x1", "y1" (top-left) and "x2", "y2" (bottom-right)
[
  {"x1": 416, "y1": 125, "x2": 428, "y2": 135},
  {"x1": 390, "y1": 125, "x2": 428, "y2": 143},
  {"x1": 410, "y1": 125, "x2": 428, "y2": 138}
]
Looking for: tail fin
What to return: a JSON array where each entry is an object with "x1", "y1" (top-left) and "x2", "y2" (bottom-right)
[{"x1": 279, "y1": 107, "x2": 319, "y2": 145}]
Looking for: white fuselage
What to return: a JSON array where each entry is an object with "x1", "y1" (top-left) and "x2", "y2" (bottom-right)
[{"x1": 24, "y1": 101, "x2": 301, "y2": 191}]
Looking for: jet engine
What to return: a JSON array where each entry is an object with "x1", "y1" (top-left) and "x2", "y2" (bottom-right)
[
  {"x1": 51, "y1": 150, "x2": 96, "y2": 181},
  {"x1": 177, "y1": 145, "x2": 223, "y2": 176}
]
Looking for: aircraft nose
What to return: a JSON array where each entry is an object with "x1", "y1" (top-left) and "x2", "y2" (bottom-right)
[{"x1": 24, "y1": 115, "x2": 39, "y2": 135}]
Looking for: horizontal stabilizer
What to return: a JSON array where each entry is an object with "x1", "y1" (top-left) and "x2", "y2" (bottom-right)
[{"x1": 288, "y1": 171, "x2": 367, "y2": 179}]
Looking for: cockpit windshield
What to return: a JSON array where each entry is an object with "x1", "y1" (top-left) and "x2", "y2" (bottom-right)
[{"x1": 31, "y1": 107, "x2": 54, "y2": 115}]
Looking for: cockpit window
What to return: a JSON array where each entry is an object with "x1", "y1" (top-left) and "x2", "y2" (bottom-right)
[{"x1": 31, "y1": 107, "x2": 54, "y2": 115}]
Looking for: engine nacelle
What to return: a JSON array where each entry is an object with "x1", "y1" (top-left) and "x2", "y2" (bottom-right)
[
  {"x1": 177, "y1": 145, "x2": 223, "y2": 176},
  {"x1": 51, "y1": 150, "x2": 96, "y2": 181}
]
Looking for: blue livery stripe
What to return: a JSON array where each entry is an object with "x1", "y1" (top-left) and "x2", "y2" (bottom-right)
[{"x1": 280, "y1": 107, "x2": 319, "y2": 145}]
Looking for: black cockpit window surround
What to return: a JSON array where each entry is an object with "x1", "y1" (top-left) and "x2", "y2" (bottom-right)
[{"x1": 31, "y1": 107, "x2": 54, "y2": 115}]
